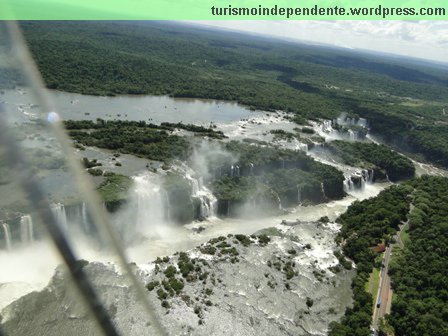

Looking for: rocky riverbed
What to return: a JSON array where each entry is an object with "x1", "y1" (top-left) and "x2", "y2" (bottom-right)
[{"x1": 0, "y1": 220, "x2": 354, "y2": 336}]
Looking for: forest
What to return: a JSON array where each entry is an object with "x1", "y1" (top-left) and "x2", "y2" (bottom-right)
[
  {"x1": 18, "y1": 21, "x2": 448, "y2": 170},
  {"x1": 329, "y1": 176, "x2": 448, "y2": 336},
  {"x1": 326, "y1": 141, "x2": 415, "y2": 182}
]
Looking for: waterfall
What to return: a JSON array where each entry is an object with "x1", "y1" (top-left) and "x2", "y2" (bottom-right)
[
  {"x1": 163, "y1": 191, "x2": 171, "y2": 222},
  {"x1": 230, "y1": 165, "x2": 234, "y2": 177},
  {"x1": 367, "y1": 169, "x2": 374, "y2": 184},
  {"x1": 348, "y1": 129, "x2": 356, "y2": 141},
  {"x1": 132, "y1": 173, "x2": 167, "y2": 235},
  {"x1": 320, "y1": 182, "x2": 326, "y2": 198},
  {"x1": 343, "y1": 176, "x2": 355, "y2": 193},
  {"x1": 235, "y1": 165, "x2": 240, "y2": 177},
  {"x1": 297, "y1": 186, "x2": 302, "y2": 204},
  {"x1": 81, "y1": 202, "x2": 89, "y2": 232},
  {"x1": 250, "y1": 163, "x2": 254, "y2": 175},
  {"x1": 184, "y1": 170, "x2": 217, "y2": 219},
  {"x1": 20, "y1": 215, "x2": 34, "y2": 243},
  {"x1": 299, "y1": 143, "x2": 308, "y2": 152},
  {"x1": 2, "y1": 223, "x2": 12, "y2": 250},
  {"x1": 358, "y1": 118, "x2": 368, "y2": 128},
  {"x1": 51, "y1": 203, "x2": 68, "y2": 232},
  {"x1": 319, "y1": 120, "x2": 337, "y2": 138}
]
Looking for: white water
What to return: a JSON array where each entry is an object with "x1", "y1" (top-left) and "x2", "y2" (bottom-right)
[
  {"x1": 51, "y1": 203, "x2": 68, "y2": 232},
  {"x1": 313, "y1": 116, "x2": 369, "y2": 143},
  {"x1": 175, "y1": 163, "x2": 218, "y2": 219},
  {"x1": 130, "y1": 173, "x2": 168, "y2": 237},
  {"x1": 2, "y1": 223, "x2": 12, "y2": 251},
  {"x1": 20, "y1": 215, "x2": 34, "y2": 244}
]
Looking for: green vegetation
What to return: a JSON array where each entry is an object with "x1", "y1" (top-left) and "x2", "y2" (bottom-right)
[
  {"x1": 66, "y1": 119, "x2": 226, "y2": 164},
  {"x1": 329, "y1": 184, "x2": 411, "y2": 336},
  {"x1": 96, "y1": 173, "x2": 132, "y2": 210},
  {"x1": 211, "y1": 141, "x2": 344, "y2": 215},
  {"x1": 329, "y1": 176, "x2": 448, "y2": 336},
  {"x1": 387, "y1": 177, "x2": 448, "y2": 336},
  {"x1": 365, "y1": 267, "x2": 380, "y2": 310},
  {"x1": 327, "y1": 141, "x2": 415, "y2": 182},
  {"x1": 82, "y1": 157, "x2": 102, "y2": 169},
  {"x1": 22, "y1": 21, "x2": 448, "y2": 169},
  {"x1": 66, "y1": 122, "x2": 345, "y2": 218},
  {"x1": 87, "y1": 168, "x2": 103, "y2": 176},
  {"x1": 65, "y1": 119, "x2": 191, "y2": 162}
]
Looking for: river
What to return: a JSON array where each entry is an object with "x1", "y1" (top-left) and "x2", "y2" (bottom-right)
[{"x1": 0, "y1": 87, "x2": 442, "y2": 335}]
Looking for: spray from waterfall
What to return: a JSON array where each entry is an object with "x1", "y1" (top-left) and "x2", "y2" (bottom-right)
[
  {"x1": 2, "y1": 223, "x2": 12, "y2": 250},
  {"x1": 81, "y1": 202, "x2": 89, "y2": 233},
  {"x1": 131, "y1": 173, "x2": 167, "y2": 237},
  {"x1": 20, "y1": 215, "x2": 34, "y2": 244}
]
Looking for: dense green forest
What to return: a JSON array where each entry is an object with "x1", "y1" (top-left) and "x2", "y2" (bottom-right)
[
  {"x1": 327, "y1": 141, "x2": 415, "y2": 182},
  {"x1": 19, "y1": 21, "x2": 448, "y2": 169},
  {"x1": 65, "y1": 119, "x2": 213, "y2": 162},
  {"x1": 387, "y1": 177, "x2": 448, "y2": 336},
  {"x1": 329, "y1": 176, "x2": 448, "y2": 336}
]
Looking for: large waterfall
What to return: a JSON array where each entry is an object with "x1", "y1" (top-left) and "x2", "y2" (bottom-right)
[
  {"x1": 2, "y1": 223, "x2": 12, "y2": 250},
  {"x1": 316, "y1": 116, "x2": 369, "y2": 142},
  {"x1": 343, "y1": 169, "x2": 375, "y2": 193},
  {"x1": 184, "y1": 171, "x2": 217, "y2": 219},
  {"x1": 20, "y1": 215, "x2": 34, "y2": 244},
  {"x1": 131, "y1": 173, "x2": 167, "y2": 236},
  {"x1": 51, "y1": 203, "x2": 68, "y2": 232}
]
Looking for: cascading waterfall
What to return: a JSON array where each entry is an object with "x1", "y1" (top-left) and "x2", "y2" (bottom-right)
[
  {"x1": 367, "y1": 169, "x2": 374, "y2": 184},
  {"x1": 51, "y1": 203, "x2": 68, "y2": 232},
  {"x1": 299, "y1": 143, "x2": 308, "y2": 152},
  {"x1": 344, "y1": 169, "x2": 375, "y2": 193},
  {"x1": 321, "y1": 120, "x2": 334, "y2": 133},
  {"x1": 2, "y1": 223, "x2": 12, "y2": 250},
  {"x1": 337, "y1": 115, "x2": 368, "y2": 128},
  {"x1": 20, "y1": 215, "x2": 34, "y2": 243},
  {"x1": 317, "y1": 116, "x2": 369, "y2": 141},
  {"x1": 360, "y1": 176, "x2": 366, "y2": 190},
  {"x1": 185, "y1": 172, "x2": 217, "y2": 219},
  {"x1": 249, "y1": 163, "x2": 254, "y2": 175},
  {"x1": 274, "y1": 192, "x2": 283, "y2": 210},
  {"x1": 343, "y1": 176, "x2": 354, "y2": 192},
  {"x1": 131, "y1": 173, "x2": 167, "y2": 235}
]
